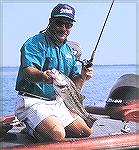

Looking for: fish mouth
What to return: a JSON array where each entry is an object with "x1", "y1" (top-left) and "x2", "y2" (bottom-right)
[{"x1": 56, "y1": 84, "x2": 66, "y2": 88}]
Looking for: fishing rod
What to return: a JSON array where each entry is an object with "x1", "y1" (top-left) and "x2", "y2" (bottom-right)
[{"x1": 78, "y1": 0, "x2": 115, "y2": 67}]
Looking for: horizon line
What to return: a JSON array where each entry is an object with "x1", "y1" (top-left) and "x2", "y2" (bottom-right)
[{"x1": 0, "y1": 64, "x2": 137, "y2": 68}]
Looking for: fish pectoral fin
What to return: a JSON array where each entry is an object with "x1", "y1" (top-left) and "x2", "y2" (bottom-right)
[
  {"x1": 79, "y1": 95, "x2": 86, "y2": 104},
  {"x1": 81, "y1": 95, "x2": 85, "y2": 100}
]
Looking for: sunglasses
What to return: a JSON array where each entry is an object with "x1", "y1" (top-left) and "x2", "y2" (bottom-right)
[{"x1": 54, "y1": 19, "x2": 73, "y2": 29}]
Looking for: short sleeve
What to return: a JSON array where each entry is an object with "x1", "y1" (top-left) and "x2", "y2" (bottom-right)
[{"x1": 20, "y1": 36, "x2": 45, "y2": 70}]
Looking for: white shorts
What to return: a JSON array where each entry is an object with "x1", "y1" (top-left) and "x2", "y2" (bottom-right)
[{"x1": 15, "y1": 94, "x2": 81, "y2": 134}]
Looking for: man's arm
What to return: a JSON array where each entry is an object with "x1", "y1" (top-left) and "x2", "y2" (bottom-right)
[
  {"x1": 72, "y1": 66, "x2": 93, "y2": 92},
  {"x1": 23, "y1": 67, "x2": 53, "y2": 84}
]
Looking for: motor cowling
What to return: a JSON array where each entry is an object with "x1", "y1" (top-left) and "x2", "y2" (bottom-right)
[
  {"x1": 106, "y1": 74, "x2": 139, "y2": 107},
  {"x1": 105, "y1": 74, "x2": 139, "y2": 122}
]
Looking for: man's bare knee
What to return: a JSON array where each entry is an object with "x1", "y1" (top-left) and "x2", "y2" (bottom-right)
[
  {"x1": 50, "y1": 125, "x2": 65, "y2": 141},
  {"x1": 34, "y1": 125, "x2": 65, "y2": 141},
  {"x1": 65, "y1": 118, "x2": 93, "y2": 138},
  {"x1": 35, "y1": 116, "x2": 66, "y2": 141}
]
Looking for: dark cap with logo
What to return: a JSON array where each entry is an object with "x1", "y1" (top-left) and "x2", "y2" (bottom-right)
[{"x1": 51, "y1": 4, "x2": 76, "y2": 22}]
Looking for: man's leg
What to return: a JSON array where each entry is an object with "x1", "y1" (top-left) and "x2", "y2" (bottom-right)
[
  {"x1": 34, "y1": 116, "x2": 66, "y2": 141},
  {"x1": 65, "y1": 118, "x2": 93, "y2": 138}
]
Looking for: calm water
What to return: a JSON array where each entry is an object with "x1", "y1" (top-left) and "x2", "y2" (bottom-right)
[{"x1": 0, "y1": 65, "x2": 136, "y2": 116}]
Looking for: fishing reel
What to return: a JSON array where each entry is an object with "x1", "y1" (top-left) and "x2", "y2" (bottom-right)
[{"x1": 76, "y1": 58, "x2": 93, "y2": 69}]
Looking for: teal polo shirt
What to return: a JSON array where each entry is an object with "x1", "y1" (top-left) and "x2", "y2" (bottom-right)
[{"x1": 15, "y1": 33, "x2": 79, "y2": 99}]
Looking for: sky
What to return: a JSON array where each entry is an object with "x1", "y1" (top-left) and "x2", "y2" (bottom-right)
[{"x1": 1, "y1": 0, "x2": 138, "y2": 66}]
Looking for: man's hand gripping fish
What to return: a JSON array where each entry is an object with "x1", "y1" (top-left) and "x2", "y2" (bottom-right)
[{"x1": 49, "y1": 68, "x2": 97, "y2": 128}]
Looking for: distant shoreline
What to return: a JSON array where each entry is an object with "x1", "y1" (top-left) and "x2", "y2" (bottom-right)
[{"x1": 0, "y1": 64, "x2": 137, "y2": 68}]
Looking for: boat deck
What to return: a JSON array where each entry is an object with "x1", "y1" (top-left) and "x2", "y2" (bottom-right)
[
  {"x1": 93, "y1": 115, "x2": 137, "y2": 137},
  {"x1": 0, "y1": 114, "x2": 138, "y2": 149}
]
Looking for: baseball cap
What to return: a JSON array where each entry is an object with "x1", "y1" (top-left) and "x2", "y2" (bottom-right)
[{"x1": 51, "y1": 4, "x2": 76, "y2": 22}]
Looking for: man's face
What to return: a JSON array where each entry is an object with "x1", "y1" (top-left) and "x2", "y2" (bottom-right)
[{"x1": 50, "y1": 17, "x2": 73, "y2": 43}]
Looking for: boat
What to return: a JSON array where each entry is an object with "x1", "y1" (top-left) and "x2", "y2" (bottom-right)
[
  {"x1": 0, "y1": 74, "x2": 139, "y2": 150},
  {"x1": 0, "y1": 114, "x2": 138, "y2": 150}
]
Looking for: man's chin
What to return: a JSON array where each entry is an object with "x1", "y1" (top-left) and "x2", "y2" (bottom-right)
[{"x1": 57, "y1": 36, "x2": 66, "y2": 43}]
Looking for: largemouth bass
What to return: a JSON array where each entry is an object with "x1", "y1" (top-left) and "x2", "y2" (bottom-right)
[{"x1": 50, "y1": 69, "x2": 97, "y2": 128}]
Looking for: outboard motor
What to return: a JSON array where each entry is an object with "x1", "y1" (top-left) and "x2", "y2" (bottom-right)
[
  {"x1": 106, "y1": 74, "x2": 139, "y2": 107},
  {"x1": 105, "y1": 74, "x2": 139, "y2": 123},
  {"x1": 85, "y1": 73, "x2": 139, "y2": 125}
]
